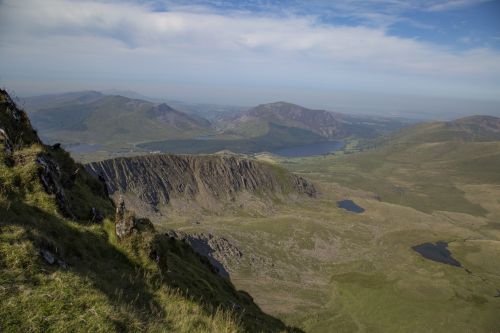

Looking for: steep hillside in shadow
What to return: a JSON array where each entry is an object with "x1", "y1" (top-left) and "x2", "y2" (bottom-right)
[{"x1": 0, "y1": 89, "x2": 301, "y2": 332}]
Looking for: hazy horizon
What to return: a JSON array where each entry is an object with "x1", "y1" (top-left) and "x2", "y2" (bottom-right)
[
  {"x1": 12, "y1": 87, "x2": 500, "y2": 121},
  {"x1": 1, "y1": 0, "x2": 500, "y2": 119}
]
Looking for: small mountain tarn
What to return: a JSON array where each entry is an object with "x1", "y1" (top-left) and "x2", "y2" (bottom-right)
[
  {"x1": 412, "y1": 241, "x2": 462, "y2": 267},
  {"x1": 337, "y1": 199, "x2": 365, "y2": 213}
]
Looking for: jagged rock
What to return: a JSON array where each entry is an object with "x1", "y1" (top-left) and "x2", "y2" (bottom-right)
[
  {"x1": 40, "y1": 249, "x2": 55, "y2": 265},
  {"x1": 135, "y1": 217, "x2": 155, "y2": 232},
  {"x1": 291, "y1": 175, "x2": 317, "y2": 197},
  {"x1": 0, "y1": 128, "x2": 13, "y2": 155},
  {"x1": 40, "y1": 249, "x2": 69, "y2": 269},
  {"x1": 51, "y1": 143, "x2": 61, "y2": 150},
  {"x1": 115, "y1": 197, "x2": 135, "y2": 239},
  {"x1": 85, "y1": 154, "x2": 317, "y2": 218},
  {"x1": 36, "y1": 154, "x2": 74, "y2": 219},
  {"x1": 165, "y1": 230, "x2": 243, "y2": 277},
  {"x1": 0, "y1": 89, "x2": 41, "y2": 148}
]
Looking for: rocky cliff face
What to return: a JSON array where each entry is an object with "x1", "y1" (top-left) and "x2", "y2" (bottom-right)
[
  {"x1": 85, "y1": 154, "x2": 316, "y2": 219},
  {"x1": 165, "y1": 230, "x2": 243, "y2": 278}
]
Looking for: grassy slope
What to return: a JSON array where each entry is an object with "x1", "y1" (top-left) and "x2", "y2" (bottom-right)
[
  {"x1": 29, "y1": 95, "x2": 213, "y2": 146},
  {"x1": 0, "y1": 92, "x2": 297, "y2": 333},
  {"x1": 154, "y1": 119, "x2": 500, "y2": 332},
  {"x1": 159, "y1": 183, "x2": 500, "y2": 333},
  {"x1": 285, "y1": 120, "x2": 500, "y2": 215}
]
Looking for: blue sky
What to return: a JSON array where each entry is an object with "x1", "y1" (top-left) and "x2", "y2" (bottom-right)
[
  {"x1": 0, "y1": 0, "x2": 499, "y2": 117},
  {"x1": 141, "y1": 0, "x2": 500, "y2": 50}
]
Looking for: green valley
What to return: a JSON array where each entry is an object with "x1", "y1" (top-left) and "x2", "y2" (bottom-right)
[{"x1": 104, "y1": 116, "x2": 500, "y2": 332}]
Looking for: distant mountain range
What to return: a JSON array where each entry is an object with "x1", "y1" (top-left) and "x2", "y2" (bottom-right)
[
  {"x1": 378, "y1": 115, "x2": 500, "y2": 146},
  {"x1": 22, "y1": 91, "x2": 212, "y2": 145},
  {"x1": 22, "y1": 91, "x2": 413, "y2": 157}
]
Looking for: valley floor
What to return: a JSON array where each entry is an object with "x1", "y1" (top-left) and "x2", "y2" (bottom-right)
[{"x1": 156, "y1": 146, "x2": 500, "y2": 332}]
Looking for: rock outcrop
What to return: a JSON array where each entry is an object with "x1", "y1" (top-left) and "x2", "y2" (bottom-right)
[
  {"x1": 36, "y1": 153, "x2": 74, "y2": 219},
  {"x1": 165, "y1": 230, "x2": 243, "y2": 277},
  {"x1": 0, "y1": 89, "x2": 41, "y2": 150},
  {"x1": 85, "y1": 154, "x2": 316, "y2": 218},
  {"x1": 115, "y1": 197, "x2": 155, "y2": 239},
  {"x1": 115, "y1": 197, "x2": 135, "y2": 239}
]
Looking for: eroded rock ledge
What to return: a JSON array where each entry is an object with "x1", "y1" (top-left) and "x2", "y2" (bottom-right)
[
  {"x1": 85, "y1": 154, "x2": 316, "y2": 217},
  {"x1": 165, "y1": 230, "x2": 243, "y2": 278}
]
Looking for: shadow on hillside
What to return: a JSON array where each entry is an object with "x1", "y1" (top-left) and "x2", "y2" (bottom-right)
[
  {"x1": 151, "y1": 233, "x2": 305, "y2": 332},
  {"x1": 1, "y1": 200, "x2": 169, "y2": 330},
  {"x1": 1, "y1": 200, "x2": 303, "y2": 332}
]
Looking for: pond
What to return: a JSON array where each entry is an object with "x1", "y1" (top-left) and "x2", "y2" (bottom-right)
[
  {"x1": 337, "y1": 199, "x2": 365, "y2": 213},
  {"x1": 271, "y1": 141, "x2": 345, "y2": 158},
  {"x1": 412, "y1": 241, "x2": 461, "y2": 267}
]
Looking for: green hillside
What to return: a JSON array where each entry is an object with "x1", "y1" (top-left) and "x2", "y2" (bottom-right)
[
  {"x1": 167, "y1": 116, "x2": 500, "y2": 332},
  {"x1": 216, "y1": 102, "x2": 409, "y2": 140},
  {"x1": 287, "y1": 116, "x2": 500, "y2": 215},
  {"x1": 0, "y1": 90, "x2": 298, "y2": 332},
  {"x1": 25, "y1": 93, "x2": 212, "y2": 146},
  {"x1": 97, "y1": 113, "x2": 500, "y2": 332},
  {"x1": 24, "y1": 94, "x2": 412, "y2": 161}
]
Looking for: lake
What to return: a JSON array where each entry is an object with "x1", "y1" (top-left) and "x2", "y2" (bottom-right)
[
  {"x1": 337, "y1": 199, "x2": 365, "y2": 213},
  {"x1": 271, "y1": 141, "x2": 345, "y2": 158},
  {"x1": 412, "y1": 241, "x2": 461, "y2": 267}
]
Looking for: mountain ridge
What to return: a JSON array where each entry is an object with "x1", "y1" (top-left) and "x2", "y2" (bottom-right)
[
  {"x1": 23, "y1": 92, "x2": 212, "y2": 144},
  {"x1": 217, "y1": 101, "x2": 410, "y2": 140},
  {"x1": 85, "y1": 153, "x2": 317, "y2": 219}
]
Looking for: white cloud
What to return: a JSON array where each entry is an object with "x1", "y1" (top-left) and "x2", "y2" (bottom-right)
[
  {"x1": 0, "y1": 0, "x2": 499, "y2": 102},
  {"x1": 426, "y1": 0, "x2": 490, "y2": 11}
]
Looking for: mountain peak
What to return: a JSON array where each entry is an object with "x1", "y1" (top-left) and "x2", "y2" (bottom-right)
[
  {"x1": 157, "y1": 102, "x2": 176, "y2": 112},
  {"x1": 0, "y1": 89, "x2": 41, "y2": 149},
  {"x1": 254, "y1": 101, "x2": 309, "y2": 111}
]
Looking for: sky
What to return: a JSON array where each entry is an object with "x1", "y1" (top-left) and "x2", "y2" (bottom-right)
[{"x1": 0, "y1": 0, "x2": 500, "y2": 118}]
